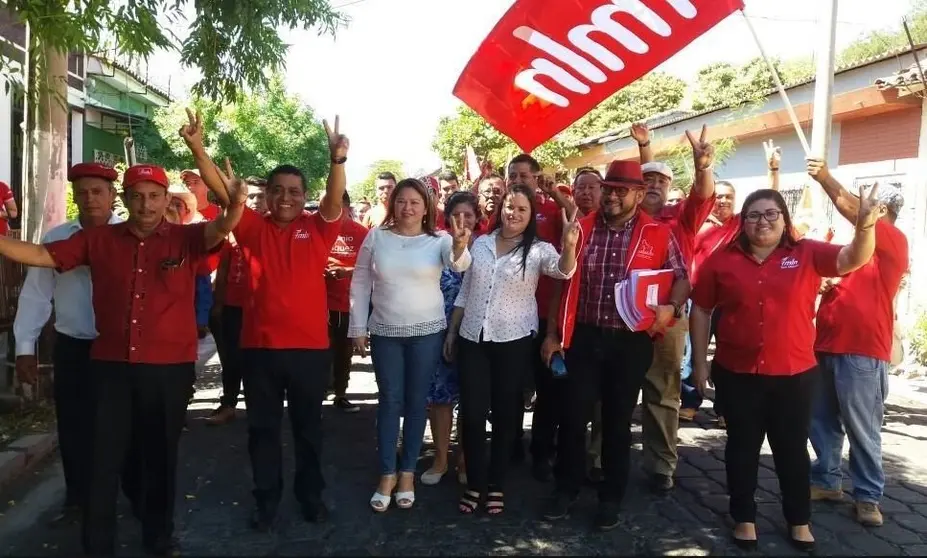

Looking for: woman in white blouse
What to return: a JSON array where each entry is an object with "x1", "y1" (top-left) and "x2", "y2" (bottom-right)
[
  {"x1": 349, "y1": 178, "x2": 472, "y2": 513},
  {"x1": 447, "y1": 183, "x2": 580, "y2": 515}
]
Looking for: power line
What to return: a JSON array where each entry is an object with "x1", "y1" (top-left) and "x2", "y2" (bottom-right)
[{"x1": 332, "y1": 0, "x2": 370, "y2": 8}]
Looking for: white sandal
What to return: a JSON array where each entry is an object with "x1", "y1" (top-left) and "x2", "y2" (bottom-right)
[
  {"x1": 369, "y1": 491, "x2": 391, "y2": 513},
  {"x1": 395, "y1": 490, "x2": 415, "y2": 509},
  {"x1": 421, "y1": 467, "x2": 447, "y2": 486}
]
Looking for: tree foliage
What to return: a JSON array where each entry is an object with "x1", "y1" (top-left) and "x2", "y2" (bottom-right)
[
  {"x1": 432, "y1": 72, "x2": 686, "y2": 175},
  {"x1": 350, "y1": 160, "x2": 405, "y2": 202},
  {"x1": 1, "y1": 0, "x2": 346, "y2": 103},
  {"x1": 135, "y1": 75, "x2": 330, "y2": 196},
  {"x1": 658, "y1": 137, "x2": 738, "y2": 191}
]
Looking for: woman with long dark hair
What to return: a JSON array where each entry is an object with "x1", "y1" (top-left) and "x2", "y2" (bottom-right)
[
  {"x1": 349, "y1": 178, "x2": 472, "y2": 512},
  {"x1": 690, "y1": 187, "x2": 882, "y2": 551},
  {"x1": 448, "y1": 184, "x2": 580, "y2": 515}
]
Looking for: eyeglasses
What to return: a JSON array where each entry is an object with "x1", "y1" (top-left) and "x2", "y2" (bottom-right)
[
  {"x1": 602, "y1": 185, "x2": 634, "y2": 198},
  {"x1": 744, "y1": 209, "x2": 783, "y2": 223}
]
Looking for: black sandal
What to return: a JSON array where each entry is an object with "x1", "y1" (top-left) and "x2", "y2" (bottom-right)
[
  {"x1": 458, "y1": 490, "x2": 480, "y2": 514},
  {"x1": 486, "y1": 490, "x2": 504, "y2": 515}
]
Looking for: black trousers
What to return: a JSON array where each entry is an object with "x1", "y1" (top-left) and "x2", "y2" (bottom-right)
[
  {"x1": 554, "y1": 324, "x2": 654, "y2": 503},
  {"x1": 52, "y1": 333, "x2": 94, "y2": 508},
  {"x1": 458, "y1": 335, "x2": 534, "y2": 492},
  {"x1": 328, "y1": 311, "x2": 352, "y2": 397},
  {"x1": 529, "y1": 319, "x2": 560, "y2": 463},
  {"x1": 241, "y1": 348, "x2": 331, "y2": 515},
  {"x1": 717, "y1": 363, "x2": 818, "y2": 525},
  {"x1": 709, "y1": 309, "x2": 726, "y2": 417},
  {"x1": 214, "y1": 305, "x2": 244, "y2": 408},
  {"x1": 82, "y1": 361, "x2": 193, "y2": 554}
]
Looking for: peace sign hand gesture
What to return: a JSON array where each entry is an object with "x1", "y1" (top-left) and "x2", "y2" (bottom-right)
[
  {"x1": 217, "y1": 158, "x2": 246, "y2": 205},
  {"x1": 686, "y1": 124, "x2": 714, "y2": 171},
  {"x1": 561, "y1": 207, "x2": 580, "y2": 250},
  {"x1": 764, "y1": 139, "x2": 782, "y2": 171},
  {"x1": 179, "y1": 108, "x2": 205, "y2": 151},
  {"x1": 856, "y1": 182, "x2": 883, "y2": 231},
  {"x1": 448, "y1": 212, "x2": 472, "y2": 249},
  {"x1": 323, "y1": 116, "x2": 350, "y2": 160}
]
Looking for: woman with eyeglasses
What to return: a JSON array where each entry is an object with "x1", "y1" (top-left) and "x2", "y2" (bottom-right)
[{"x1": 690, "y1": 187, "x2": 882, "y2": 551}]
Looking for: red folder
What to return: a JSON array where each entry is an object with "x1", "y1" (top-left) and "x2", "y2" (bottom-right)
[{"x1": 615, "y1": 270, "x2": 676, "y2": 332}]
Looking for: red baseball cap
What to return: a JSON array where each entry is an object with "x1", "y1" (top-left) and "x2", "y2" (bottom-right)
[
  {"x1": 68, "y1": 163, "x2": 118, "y2": 183},
  {"x1": 123, "y1": 164, "x2": 170, "y2": 190}
]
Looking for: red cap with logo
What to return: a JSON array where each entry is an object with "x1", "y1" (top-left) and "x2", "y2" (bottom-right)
[
  {"x1": 68, "y1": 163, "x2": 118, "y2": 183},
  {"x1": 123, "y1": 164, "x2": 170, "y2": 190}
]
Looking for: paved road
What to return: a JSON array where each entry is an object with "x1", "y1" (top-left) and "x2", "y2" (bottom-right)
[{"x1": 3, "y1": 340, "x2": 927, "y2": 556}]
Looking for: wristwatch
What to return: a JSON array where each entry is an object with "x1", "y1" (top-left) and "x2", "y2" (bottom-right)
[
  {"x1": 670, "y1": 301, "x2": 683, "y2": 319},
  {"x1": 638, "y1": 140, "x2": 651, "y2": 148},
  {"x1": 331, "y1": 156, "x2": 347, "y2": 165}
]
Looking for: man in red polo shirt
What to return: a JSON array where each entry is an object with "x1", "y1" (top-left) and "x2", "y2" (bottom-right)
[
  {"x1": 326, "y1": 191, "x2": 368, "y2": 413},
  {"x1": 0, "y1": 162, "x2": 244, "y2": 555},
  {"x1": 807, "y1": 159, "x2": 909, "y2": 527},
  {"x1": 181, "y1": 109, "x2": 349, "y2": 531},
  {"x1": 631, "y1": 122, "x2": 716, "y2": 494}
]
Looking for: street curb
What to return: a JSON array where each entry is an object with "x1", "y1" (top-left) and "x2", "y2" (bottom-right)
[{"x1": 0, "y1": 432, "x2": 58, "y2": 491}]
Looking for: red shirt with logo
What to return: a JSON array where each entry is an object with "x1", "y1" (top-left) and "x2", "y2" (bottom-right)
[
  {"x1": 222, "y1": 235, "x2": 250, "y2": 308},
  {"x1": 234, "y1": 207, "x2": 341, "y2": 349},
  {"x1": 535, "y1": 200, "x2": 564, "y2": 322},
  {"x1": 46, "y1": 221, "x2": 214, "y2": 363},
  {"x1": 326, "y1": 217, "x2": 369, "y2": 313},
  {"x1": 0, "y1": 181, "x2": 14, "y2": 235},
  {"x1": 691, "y1": 215, "x2": 740, "y2": 281},
  {"x1": 654, "y1": 191, "x2": 715, "y2": 269},
  {"x1": 815, "y1": 220, "x2": 908, "y2": 361},
  {"x1": 692, "y1": 239, "x2": 843, "y2": 376}
]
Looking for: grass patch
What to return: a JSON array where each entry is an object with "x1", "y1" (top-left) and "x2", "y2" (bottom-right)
[{"x1": 0, "y1": 402, "x2": 56, "y2": 449}]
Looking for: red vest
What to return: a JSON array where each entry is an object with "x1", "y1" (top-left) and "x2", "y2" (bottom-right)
[{"x1": 556, "y1": 209, "x2": 673, "y2": 348}]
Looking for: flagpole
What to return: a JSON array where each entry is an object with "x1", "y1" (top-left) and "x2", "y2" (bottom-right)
[
  {"x1": 740, "y1": 10, "x2": 812, "y2": 157},
  {"x1": 810, "y1": 0, "x2": 839, "y2": 159}
]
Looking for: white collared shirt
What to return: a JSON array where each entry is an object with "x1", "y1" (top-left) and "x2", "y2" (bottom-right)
[
  {"x1": 455, "y1": 231, "x2": 575, "y2": 343},
  {"x1": 13, "y1": 214, "x2": 124, "y2": 355}
]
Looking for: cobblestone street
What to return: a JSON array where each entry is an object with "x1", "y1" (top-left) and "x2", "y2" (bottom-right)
[{"x1": 3, "y1": 343, "x2": 927, "y2": 556}]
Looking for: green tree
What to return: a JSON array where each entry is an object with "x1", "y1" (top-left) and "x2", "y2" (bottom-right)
[
  {"x1": 135, "y1": 75, "x2": 330, "y2": 196},
  {"x1": 690, "y1": 58, "x2": 783, "y2": 111},
  {"x1": 350, "y1": 160, "x2": 405, "y2": 202},
  {"x1": 433, "y1": 72, "x2": 686, "y2": 175},
  {"x1": 657, "y1": 138, "x2": 738, "y2": 191}
]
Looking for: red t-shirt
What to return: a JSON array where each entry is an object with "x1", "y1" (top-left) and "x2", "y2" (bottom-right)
[
  {"x1": 222, "y1": 236, "x2": 250, "y2": 307},
  {"x1": 0, "y1": 181, "x2": 14, "y2": 235},
  {"x1": 654, "y1": 191, "x2": 715, "y2": 269},
  {"x1": 815, "y1": 220, "x2": 908, "y2": 361},
  {"x1": 234, "y1": 207, "x2": 341, "y2": 349},
  {"x1": 535, "y1": 200, "x2": 564, "y2": 322},
  {"x1": 199, "y1": 203, "x2": 220, "y2": 221},
  {"x1": 326, "y1": 218, "x2": 369, "y2": 313},
  {"x1": 691, "y1": 215, "x2": 741, "y2": 281},
  {"x1": 692, "y1": 239, "x2": 843, "y2": 376},
  {"x1": 46, "y1": 221, "x2": 213, "y2": 363}
]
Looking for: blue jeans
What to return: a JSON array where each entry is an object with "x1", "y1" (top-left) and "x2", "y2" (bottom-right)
[
  {"x1": 370, "y1": 332, "x2": 445, "y2": 475},
  {"x1": 810, "y1": 353, "x2": 889, "y2": 503}
]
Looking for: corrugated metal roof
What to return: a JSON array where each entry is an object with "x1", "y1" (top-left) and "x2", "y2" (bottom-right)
[{"x1": 574, "y1": 43, "x2": 927, "y2": 148}]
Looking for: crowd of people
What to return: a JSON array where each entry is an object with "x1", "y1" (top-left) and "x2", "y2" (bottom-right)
[{"x1": 0, "y1": 105, "x2": 909, "y2": 556}]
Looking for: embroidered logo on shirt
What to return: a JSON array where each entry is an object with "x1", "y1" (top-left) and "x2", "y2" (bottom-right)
[
  {"x1": 638, "y1": 239, "x2": 655, "y2": 259},
  {"x1": 294, "y1": 229, "x2": 310, "y2": 240},
  {"x1": 780, "y1": 256, "x2": 799, "y2": 269}
]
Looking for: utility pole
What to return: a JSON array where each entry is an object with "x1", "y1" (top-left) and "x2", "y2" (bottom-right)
[{"x1": 811, "y1": 0, "x2": 839, "y2": 160}]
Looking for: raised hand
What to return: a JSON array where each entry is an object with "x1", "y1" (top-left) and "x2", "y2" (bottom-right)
[
  {"x1": 856, "y1": 182, "x2": 883, "y2": 230},
  {"x1": 561, "y1": 207, "x2": 580, "y2": 249},
  {"x1": 630, "y1": 122, "x2": 650, "y2": 145},
  {"x1": 764, "y1": 139, "x2": 782, "y2": 170},
  {"x1": 214, "y1": 158, "x2": 246, "y2": 205},
  {"x1": 323, "y1": 116, "x2": 350, "y2": 160},
  {"x1": 179, "y1": 107, "x2": 204, "y2": 150},
  {"x1": 686, "y1": 124, "x2": 715, "y2": 171},
  {"x1": 448, "y1": 212, "x2": 472, "y2": 247},
  {"x1": 806, "y1": 157, "x2": 830, "y2": 183}
]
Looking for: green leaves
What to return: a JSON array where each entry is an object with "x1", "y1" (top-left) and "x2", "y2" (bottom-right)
[{"x1": 350, "y1": 160, "x2": 404, "y2": 202}]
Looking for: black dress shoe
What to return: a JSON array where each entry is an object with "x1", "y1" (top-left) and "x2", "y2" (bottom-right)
[
  {"x1": 250, "y1": 508, "x2": 276, "y2": 533},
  {"x1": 541, "y1": 492, "x2": 576, "y2": 520},
  {"x1": 302, "y1": 501, "x2": 329, "y2": 524},
  {"x1": 594, "y1": 501, "x2": 621, "y2": 531},
  {"x1": 142, "y1": 534, "x2": 178, "y2": 556},
  {"x1": 788, "y1": 536, "x2": 815, "y2": 553},
  {"x1": 532, "y1": 460, "x2": 553, "y2": 482},
  {"x1": 649, "y1": 473, "x2": 674, "y2": 494},
  {"x1": 731, "y1": 535, "x2": 758, "y2": 551}
]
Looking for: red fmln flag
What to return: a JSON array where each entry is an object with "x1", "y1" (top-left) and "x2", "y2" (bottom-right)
[{"x1": 454, "y1": 0, "x2": 743, "y2": 152}]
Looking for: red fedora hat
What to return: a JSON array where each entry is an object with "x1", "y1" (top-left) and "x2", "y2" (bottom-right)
[{"x1": 600, "y1": 160, "x2": 645, "y2": 188}]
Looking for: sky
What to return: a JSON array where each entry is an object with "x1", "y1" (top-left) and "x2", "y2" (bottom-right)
[{"x1": 147, "y1": 0, "x2": 914, "y2": 182}]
